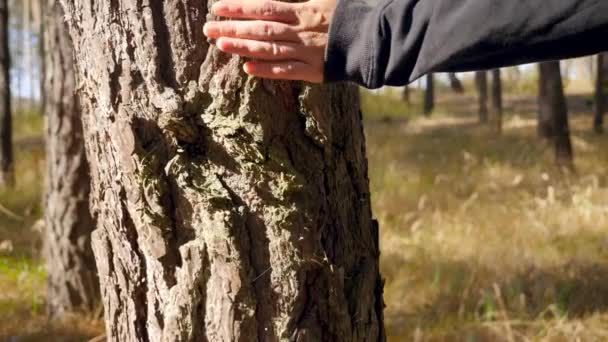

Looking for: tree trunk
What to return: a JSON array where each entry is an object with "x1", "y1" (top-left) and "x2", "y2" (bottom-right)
[
  {"x1": 60, "y1": 1, "x2": 385, "y2": 341},
  {"x1": 448, "y1": 72, "x2": 464, "y2": 93},
  {"x1": 424, "y1": 73, "x2": 434, "y2": 116},
  {"x1": 38, "y1": 0, "x2": 46, "y2": 114},
  {"x1": 475, "y1": 71, "x2": 488, "y2": 123},
  {"x1": 0, "y1": 0, "x2": 12, "y2": 186},
  {"x1": 594, "y1": 53, "x2": 606, "y2": 133},
  {"x1": 402, "y1": 85, "x2": 410, "y2": 104},
  {"x1": 43, "y1": 0, "x2": 99, "y2": 317},
  {"x1": 538, "y1": 61, "x2": 573, "y2": 167},
  {"x1": 490, "y1": 69, "x2": 503, "y2": 133}
]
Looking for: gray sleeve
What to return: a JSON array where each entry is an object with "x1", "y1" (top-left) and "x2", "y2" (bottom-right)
[{"x1": 324, "y1": 0, "x2": 608, "y2": 89}]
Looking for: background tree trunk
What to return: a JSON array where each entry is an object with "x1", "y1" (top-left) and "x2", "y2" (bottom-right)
[
  {"x1": 448, "y1": 72, "x2": 464, "y2": 93},
  {"x1": 43, "y1": 0, "x2": 99, "y2": 317},
  {"x1": 538, "y1": 61, "x2": 573, "y2": 167},
  {"x1": 60, "y1": 1, "x2": 385, "y2": 341},
  {"x1": 402, "y1": 85, "x2": 410, "y2": 104},
  {"x1": 424, "y1": 73, "x2": 434, "y2": 116},
  {"x1": 475, "y1": 71, "x2": 488, "y2": 123},
  {"x1": 0, "y1": 0, "x2": 12, "y2": 186},
  {"x1": 491, "y1": 69, "x2": 503, "y2": 133},
  {"x1": 594, "y1": 53, "x2": 606, "y2": 133}
]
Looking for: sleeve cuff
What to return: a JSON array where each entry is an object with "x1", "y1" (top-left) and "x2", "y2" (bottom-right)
[{"x1": 324, "y1": 0, "x2": 378, "y2": 88}]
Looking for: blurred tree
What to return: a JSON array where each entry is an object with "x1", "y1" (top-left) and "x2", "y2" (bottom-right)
[
  {"x1": 448, "y1": 72, "x2": 464, "y2": 93},
  {"x1": 475, "y1": 71, "x2": 488, "y2": 123},
  {"x1": 538, "y1": 61, "x2": 573, "y2": 167},
  {"x1": 594, "y1": 53, "x2": 606, "y2": 133},
  {"x1": 424, "y1": 73, "x2": 434, "y2": 116},
  {"x1": 0, "y1": 0, "x2": 12, "y2": 186},
  {"x1": 43, "y1": 0, "x2": 98, "y2": 317},
  {"x1": 491, "y1": 69, "x2": 503, "y2": 133},
  {"x1": 402, "y1": 85, "x2": 410, "y2": 104},
  {"x1": 60, "y1": 0, "x2": 385, "y2": 340}
]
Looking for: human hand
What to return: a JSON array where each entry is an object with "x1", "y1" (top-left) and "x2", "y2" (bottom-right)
[{"x1": 203, "y1": 0, "x2": 337, "y2": 83}]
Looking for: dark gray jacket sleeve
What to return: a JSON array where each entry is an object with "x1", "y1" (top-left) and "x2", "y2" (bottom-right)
[{"x1": 324, "y1": 0, "x2": 608, "y2": 88}]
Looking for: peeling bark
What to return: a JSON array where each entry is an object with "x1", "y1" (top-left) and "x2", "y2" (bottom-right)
[
  {"x1": 59, "y1": 1, "x2": 385, "y2": 341},
  {"x1": 43, "y1": 0, "x2": 99, "y2": 317}
]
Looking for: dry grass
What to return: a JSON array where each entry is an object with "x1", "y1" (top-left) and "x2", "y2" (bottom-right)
[
  {"x1": 367, "y1": 91, "x2": 608, "y2": 341},
  {"x1": 2, "y1": 87, "x2": 607, "y2": 341}
]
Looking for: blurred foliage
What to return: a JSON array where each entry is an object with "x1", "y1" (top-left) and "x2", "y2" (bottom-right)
[{"x1": 0, "y1": 111, "x2": 103, "y2": 341}]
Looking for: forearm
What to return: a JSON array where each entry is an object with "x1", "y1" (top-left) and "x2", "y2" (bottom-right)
[{"x1": 325, "y1": 0, "x2": 608, "y2": 88}]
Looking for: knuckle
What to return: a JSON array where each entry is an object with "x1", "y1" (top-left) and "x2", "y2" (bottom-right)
[
  {"x1": 271, "y1": 43, "x2": 281, "y2": 57},
  {"x1": 259, "y1": 1, "x2": 275, "y2": 16},
  {"x1": 226, "y1": 24, "x2": 237, "y2": 36},
  {"x1": 262, "y1": 23, "x2": 273, "y2": 37}
]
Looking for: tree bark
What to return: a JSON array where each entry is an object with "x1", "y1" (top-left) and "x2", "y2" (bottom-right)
[
  {"x1": 60, "y1": 1, "x2": 385, "y2": 341},
  {"x1": 0, "y1": 0, "x2": 12, "y2": 186},
  {"x1": 424, "y1": 73, "x2": 434, "y2": 116},
  {"x1": 43, "y1": 0, "x2": 99, "y2": 317},
  {"x1": 448, "y1": 72, "x2": 464, "y2": 93},
  {"x1": 538, "y1": 61, "x2": 573, "y2": 167},
  {"x1": 594, "y1": 53, "x2": 606, "y2": 133},
  {"x1": 475, "y1": 71, "x2": 488, "y2": 123},
  {"x1": 490, "y1": 69, "x2": 502, "y2": 133}
]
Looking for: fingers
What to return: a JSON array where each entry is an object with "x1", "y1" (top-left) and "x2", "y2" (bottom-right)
[
  {"x1": 243, "y1": 61, "x2": 322, "y2": 83},
  {"x1": 211, "y1": 0, "x2": 299, "y2": 23},
  {"x1": 216, "y1": 37, "x2": 303, "y2": 61},
  {"x1": 204, "y1": 21, "x2": 298, "y2": 42}
]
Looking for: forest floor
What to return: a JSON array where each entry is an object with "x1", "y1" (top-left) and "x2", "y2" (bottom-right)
[{"x1": 1, "y1": 87, "x2": 608, "y2": 341}]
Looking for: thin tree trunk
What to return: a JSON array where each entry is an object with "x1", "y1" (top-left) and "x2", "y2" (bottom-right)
[
  {"x1": 538, "y1": 61, "x2": 573, "y2": 167},
  {"x1": 0, "y1": 0, "x2": 12, "y2": 186},
  {"x1": 60, "y1": 1, "x2": 385, "y2": 341},
  {"x1": 475, "y1": 71, "x2": 488, "y2": 123},
  {"x1": 402, "y1": 85, "x2": 410, "y2": 104},
  {"x1": 424, "y1": 73, "x2": 434, "y2": 116},
  {"x1": 448, "y1": 72, "x2": 464, "y2": 93},
  {"x1": 594, "y1": 53, "x2": 606, "y2": 133},
  {"x1": 43, "y1": 0, "x2": 99, "y2": 317},
  {"x1": 491, "y1": 69, "x2": 503, "y2": 133},
  {"x1": 38, "y1": 0, "x2": 45, "y2": 114}
]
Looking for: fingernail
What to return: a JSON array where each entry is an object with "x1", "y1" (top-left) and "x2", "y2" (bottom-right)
[
  {"x1": 216, "y1": 37, "x2": 228, "y2": 51},
  {"x1": 203, "y1": 23, "x2": 215, "y2": 36},
  {"x1": 243, "y1": 63, "x2": 252, "y2": 74}
]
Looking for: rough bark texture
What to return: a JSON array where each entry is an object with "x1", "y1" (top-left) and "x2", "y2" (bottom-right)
[
  {"x1": 538, "y1": 61, "x2": 573, "y2": 166},
  {"x1": 448, "y1": 73, "x2": 464, "y2": 93},
  {"x1": 424, "y1": 73, "x2": 434, "y2": 116},
  {"x1": 43, "y1": 0, "x2": 99, "y2": 317},
  {"x1": 594, "y1": 53, "x2": 606, "y2": 134},
  {"x1": 490, "y1": 69, "x2": 502, "y2": 133},
  {"x1": 0, "y1": 0, "x2": 12, "y2": 186},
  {"x1": 60, "y1": 1, "x2": 385, "y2": 341},
  {"x1": 475, "y1": 71, "x2": 488, "y2": 123}
]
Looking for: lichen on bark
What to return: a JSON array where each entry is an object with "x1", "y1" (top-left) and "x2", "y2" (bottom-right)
[{"x1": 60, "y1": 0, "x2": 385, "y2": 341}]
